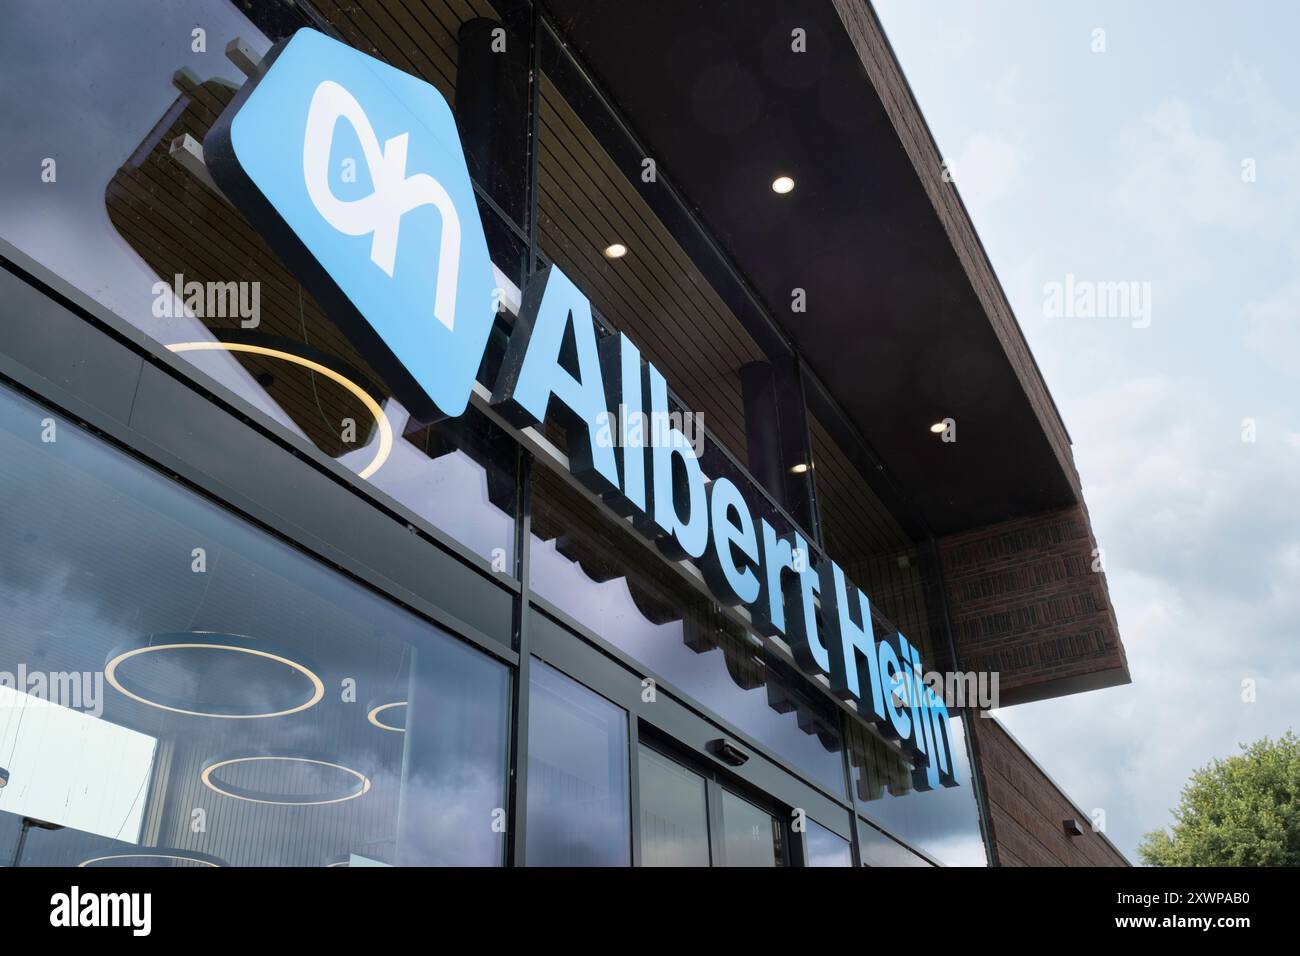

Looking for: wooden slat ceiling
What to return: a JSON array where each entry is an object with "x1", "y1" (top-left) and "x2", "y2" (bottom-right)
[
  {"x1": 536, "y1": 75, "x2": 764, "y2": 458},
  {"x1": 811, "y1": 415, "x2": 936, "y2": 660}
]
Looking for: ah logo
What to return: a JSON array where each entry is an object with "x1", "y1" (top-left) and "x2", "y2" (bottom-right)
[{"x1": 205, "y1": 29, "x2": 497, "y2": 422}]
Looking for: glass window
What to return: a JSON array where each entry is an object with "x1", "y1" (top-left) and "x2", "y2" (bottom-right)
[
  {"x1": 525, "y1": 660, "x2": 630, "y2": 866},
  {"x1": 718, "y1": 790, "x2": 783, "y2": 867},
  {"x1": 0, "y1": 384, "x2": 509, "y2": 866},
  {"x1": 857, "y1": 819, "x2": 934, "y2": 867},
  {"x1": 805, "y1": 819, "x2": 853, "y2": 867},
  {"x1": 847, "y1": 717, "x2": 987, "y2": 867},
  {"x1": 638, "y1": 745, "x2": 710, "y2": 867},
  {"x1": 0, "y1": 0, "x2": 522, "y2": 572}
]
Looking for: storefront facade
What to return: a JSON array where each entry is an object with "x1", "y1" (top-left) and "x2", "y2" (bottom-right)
[{"x1": 0, "y1": 0, "x2": 1128, "y2": 867}]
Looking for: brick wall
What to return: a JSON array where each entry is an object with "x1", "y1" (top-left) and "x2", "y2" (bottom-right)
[
  {"x1": 971, "y1": 716, "x2": 1128, "y2": 866},
  {"x1": 938, "y1": 505, "x2": 1129, "y2": 705}
]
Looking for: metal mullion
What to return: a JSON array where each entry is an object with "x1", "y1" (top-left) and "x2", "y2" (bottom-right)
[
  {"x1": 840, "y1": 711, "x2": 866, "y2": 867},
  {"x1": 628, "y1": 715, "x2": 642, "y2": 867},
  {"x1": 472, "y1": 182, "x2": 531, "y2": 247},
  {"x1": 848, "y1": 813, "x2": 865, "y2": 868},
  {"x1": 791, "y1": 818, "x2": 809, "y2": 868},
  {"x1": 504, "y1": 0, "x2": 545, "y2": 869},
  {"x1": 705, "y1": 776, "x2": 725, "y2": 868},
  {"x1": 524, "y1": 2, "x2": 543, "y2": 266},
  {"x1": 506, "y1": 448, "x2": 533, "y2": 866}
]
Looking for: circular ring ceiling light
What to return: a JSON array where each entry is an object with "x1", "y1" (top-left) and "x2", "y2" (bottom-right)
[
  {"x1": 201, "y1": 755, "x2": 372, "y2": 806},
  {"x1": 366, "y1": 700, "x2": 407, "y2": 733},
  {"x1": 166, "y1": 340, "x2": 394, "y2": 479},
  {"x1": 104, "y1": 632, "x2": 324, "y2": 720},
  {"x1": 79, "y1": 849, "x2": 226, "y2": 867}
]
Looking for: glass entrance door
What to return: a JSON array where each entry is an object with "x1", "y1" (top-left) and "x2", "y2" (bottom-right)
[
  {"x1": 637, "y1": 745, "x2": 711, "y2": 866},
  {"x1": 526, "y1": 612, "x2": 856, "y2": 868},
  {"x1": 524, "y1": 660, "x2": 631, "y2": 866},
  {"x1": 636, "y1": 738, "x2": 787, "y2": 867},
  {"x1": 717, "y1": 788, "x2": 784, "y2": 867}
]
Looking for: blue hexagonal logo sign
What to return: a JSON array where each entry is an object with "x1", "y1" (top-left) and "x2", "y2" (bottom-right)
[{"x1": 205, "y1": 28, "x2": 497, "y2": 422}]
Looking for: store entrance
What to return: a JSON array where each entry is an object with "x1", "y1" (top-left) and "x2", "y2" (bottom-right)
[
  {"x1": 637, "y1": 732, "x2": 787, "y2": 867},
  {"x1": 525, "y1": 610, "x2": 855, "y2": 867}
]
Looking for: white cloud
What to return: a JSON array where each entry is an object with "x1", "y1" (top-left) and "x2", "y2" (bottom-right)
[
  {"x1": 1113, "y1": 100, "x2": 1271, "y2": 241},
  {"x1": 1214, "y1": 58, "x2": 1297, "y2": 143},
  {"x1": 1002, "y1": 375, "x2": 1300, "y2": 856},
  {"x1": 1244, "y1": 276, "x2": 1300, "y2": 377},
  {"x1": 992, "y1": 64, "x2": 1022, "y2": 109},
  {"x1": 874, "y1": 0, "x2": 1300, "y2": 862}
]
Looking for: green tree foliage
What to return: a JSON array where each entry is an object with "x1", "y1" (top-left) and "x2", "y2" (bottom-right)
[{"x1": 1139, "y1": 731, "x2": 1300, "y2": 866}]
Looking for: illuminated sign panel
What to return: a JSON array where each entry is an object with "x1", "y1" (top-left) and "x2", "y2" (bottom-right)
[{"x1": 206, "y1": 28, "x2": 957, "y2": 789}]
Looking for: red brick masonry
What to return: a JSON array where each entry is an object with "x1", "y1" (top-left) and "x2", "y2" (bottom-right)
[
  {"x1": 938, "y1": 505, "x2": 1130, "y2": 706},
  {"x1": 970, "y1": 716, "x2": 1129, "y2": 866}
]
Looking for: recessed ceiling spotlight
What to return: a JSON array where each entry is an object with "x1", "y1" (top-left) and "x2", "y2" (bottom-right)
[
  {"x1": 771, "y1": 175, "x2": 795, "y2": 194},
  {"x1": 789, "y1": 462, "x2": 810, "y2": 474},
  {"x1": 929, "y1": 422, "x2": 947, "y2": 434},
  {"x1": 603, "y1": 243, "x2": 628, "y2": 259}
]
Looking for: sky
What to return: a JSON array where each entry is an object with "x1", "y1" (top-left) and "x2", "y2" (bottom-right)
[{"x1": 872, "y1": 0, "x2": 1300, "y2": 861}]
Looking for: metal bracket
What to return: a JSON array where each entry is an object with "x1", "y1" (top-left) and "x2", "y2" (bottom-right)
[
  {"x1": 168, "y1": 134, "x2": 227, "y2": 203},
  {"x1": 225, "y1": 36, "x2": 263, "y2": 79}
]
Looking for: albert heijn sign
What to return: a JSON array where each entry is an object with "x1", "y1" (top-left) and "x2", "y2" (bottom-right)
[{"x1": 205, "y1": 28, "x2": 958, "y2": 790}]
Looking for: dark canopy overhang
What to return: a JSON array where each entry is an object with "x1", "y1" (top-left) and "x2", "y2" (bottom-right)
[{"x1": 543, "y1": 0, "x2": 1080, "y2": 536}]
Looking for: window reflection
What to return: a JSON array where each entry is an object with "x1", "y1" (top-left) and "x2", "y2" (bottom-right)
[
  {"x1": 0, "y1": 385, "x2": 509, "y2": 866},
  {"x1": 847, "y1": 717, "x2": 987, "y2": 866},
  {"x1": 0, "y1": 0, "x2": 520, "y2": 572},
  {"x1": 718, "y1": 790, "x2": 782, "y2": 867},
  {"x1": 805, "y1": 819, "x2": 853, "y2": 867},
  {"x1": 638, "y1": 745, "x2": 710, "y2": 867},
  {"x1": 857, "y1": 819, "x2": 933, "y2": 867},
  {"x1": 525, "y1": 661, "x2": 630, "y2": 867},
  {"x1": 0, "y1": 687, "x2": 156, "y2": 845}
]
